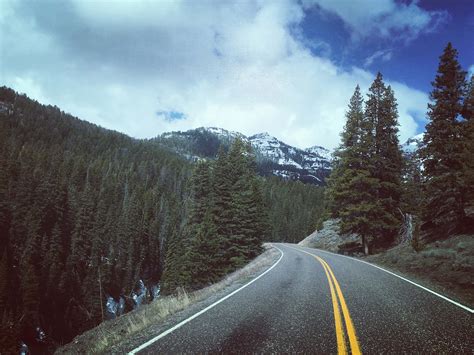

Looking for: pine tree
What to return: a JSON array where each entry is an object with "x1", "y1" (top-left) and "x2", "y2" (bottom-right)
[
  {"x1": 329, "y1": 76, "x2": 403, "y2": 254},
  {"x1": 212, "y1": 146, "x2": 234, "y2": 269},
  {"x1": 327, "y1": 85, "x2": 377, "y2": 254},
  {"x1": 189, "y1": 161, "x2": 213, "y2": 226},
  {"x1": 248, "y1": 178, "x2": 270, "y2": 255},
  {"x1": 461, "y1": 75, "x2": 474, "y2": 225},
  {"x1": 421, "y1": 43, "x2": 467, "y2": 238},
  {"x1": 326, "y1": 85, "x2": 365, "y2": 218},
  {"x1": 161, "y1": 229, "x2": 190, "y2": 293},
  {"x1": 188, "y1": 211, "x2": 221, "y2": 287},
  {"x1": 46, "y1": 223, "x2": 64, "y2": 296},
  {"x1": 0, "y1": 249, "x2": 9, "y2": 312},
  {"x1": 67, "y1": 181, "x2": 95, "y2": 280},
  {"x1": 371, "y1": 84, "x2": 403, "y2": 247}
]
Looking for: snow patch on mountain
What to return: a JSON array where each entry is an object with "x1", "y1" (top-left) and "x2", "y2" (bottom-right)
[
  {"x1": 159, "y1": 127, "x2": 333, "y2": 185},
  {"x1": 402, "y1": 133, "x2": 424, "y2": 154}
]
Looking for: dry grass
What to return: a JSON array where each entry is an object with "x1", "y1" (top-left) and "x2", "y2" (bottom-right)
[{"x1": 56, "y1": 245, "x2": 280, "y2": 354}]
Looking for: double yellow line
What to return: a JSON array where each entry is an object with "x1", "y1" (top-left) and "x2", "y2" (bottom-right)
[
  {"x1": 287, "y1": 246, "x2": 361, "y2": 354},
  {"x1": 316, "y1": 255, "x2": 361, "y2": 355}
]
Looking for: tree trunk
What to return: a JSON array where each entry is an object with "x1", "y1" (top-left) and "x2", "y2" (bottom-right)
[{"x1": 362, "y1": 235, "x2": 369, "y2": 255}]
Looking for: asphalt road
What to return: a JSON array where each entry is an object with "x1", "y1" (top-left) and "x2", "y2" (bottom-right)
[{"x1": 130, "y1": 243, "x2": 473, "y2": 354}]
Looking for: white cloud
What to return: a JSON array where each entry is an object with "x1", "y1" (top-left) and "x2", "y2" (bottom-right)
[
  {"x1": 304, "y1": 0, "x2": 449, "y2": 43},
  {"x1": 364, "y1": 49, "x2": 393, "y2": 67},
  {"x1": 0, "y1": 0, "x2": 428, "y2": 150},
  {"x1": 468, "y1": 65, "x2": 474, "y2": 78}
]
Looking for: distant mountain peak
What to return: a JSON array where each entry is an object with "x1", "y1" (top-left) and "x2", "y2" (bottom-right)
[
  {"x1": 402, "y1": 133, "x2": 424, "y2": 154},
  {"x1": 305, "y1": 145, "x2": 332, "y2": 161},
  {"x1": 157, "y1": 127, "x2": 332, "y2": 185},
  {"x1": 250, "y1": 132, "x2": 277, "y2": 140}
]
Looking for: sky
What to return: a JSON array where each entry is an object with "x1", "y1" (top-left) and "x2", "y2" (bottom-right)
[{"x1": 1, "y1": 0, "x2": 473, "y2": 150}]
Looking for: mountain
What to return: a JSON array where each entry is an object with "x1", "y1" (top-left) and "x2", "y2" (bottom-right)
[
  {"x1": 156, "y1": 127, "x2": 332, "y2": 185},
  {"x1": 402, "y1": 133, "x2": 424, "y2": 154}
]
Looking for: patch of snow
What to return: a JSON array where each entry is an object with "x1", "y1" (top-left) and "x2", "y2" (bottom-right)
[
  {"x1": 20, "y1": 342, "x2": 28, "y2": 355},
  {"x1": 131, "y1": 280, "x2": 147, "y2": 308},
  {"x1": 305, "y1": 145, "x2": 333, "y2": 161},
  {"x1": 305, "y1": 174, "x2": 322, "y2": 182},
  {"x1": 201, "y1": 127, "x2": 247, "y2": 140},
  {"x1": 278, "y1": 157, "x2": 302, "y2": 169},
  {"x1": 36, "y1": 327, "x2": 46, "y2": 343},
  {"x1": 151, "y1": 283, "x2": 161, "y2": 300},
  {"x1": 402, "y1": 133, "x2": 424, "y2": 154},
  {"x1": 105, "y1": 295, "x2": 125, "y2": 320}
]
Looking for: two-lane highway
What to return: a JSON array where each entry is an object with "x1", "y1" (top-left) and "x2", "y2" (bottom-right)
[{"x1": 129, "y1": 244, "x2": 473, "y2": 354}]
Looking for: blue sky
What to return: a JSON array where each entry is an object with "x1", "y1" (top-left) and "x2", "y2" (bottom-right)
[
  {"x1": 1, "y1": 0, "x2": 473, "y2": 149},
  {"x1": 300, "y1": 0, "x2": 473, "y2": 94}
]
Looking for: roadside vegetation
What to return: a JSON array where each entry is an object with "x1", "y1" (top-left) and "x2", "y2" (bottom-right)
[
  {"x1": 365, "y1": 235, "x2": 473, "y2": 307},
  {"x1": 325, "y1": 42, "x2": 473, "y2": 252},
  {"x1": 312, "y1": 42, "x2": 473, "y2": 307},
  {"x1": 56, "y1": 245, "x2": 280, "y2": 354},
  {"x1": 299, "y1": 219, "x2": 473, "y2": 307}
]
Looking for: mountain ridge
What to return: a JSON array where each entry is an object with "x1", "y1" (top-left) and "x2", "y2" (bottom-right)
[
  {"x1": 157, "y1": 126, "x2": 424, "y2": 186},
  {"x1": 156, "y1": 127, "x2": 333, "y2": 185}
]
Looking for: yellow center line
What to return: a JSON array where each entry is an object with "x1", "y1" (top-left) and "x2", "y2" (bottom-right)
[
  {"x1": 284, "y1": 245, "x2": 362, "y2": 355},
  {"x1": 318, "y1": 257, "x2": 362, "y2": 355},
  {"x1": 318, "y1": 256, "x2": 347, "y2": 355}
]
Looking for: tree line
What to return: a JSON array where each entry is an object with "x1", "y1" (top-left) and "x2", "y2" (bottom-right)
[
  {"x1": 326, "y1": 42, "x2": 474, "y2": 254},
  {"x1": 0, "y1": 87, "x2": 324, "y2": 352}
]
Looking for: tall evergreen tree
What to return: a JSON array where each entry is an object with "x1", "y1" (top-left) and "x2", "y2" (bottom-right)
[
  {"x1": 326, "y1": 85, "x2": 365, "y2": 218},
  {"x1": 371, "y1": 84, "x2": 403, "y2": 246},
  {"x1": 189, "y1": 161, "x2": 213, "y2": 226},
  {"x1": 328, "y1": 75, "x2": 403, "y2": 253},
  {"x1": 212, "y1": 146, "x2": 234, "y2": 241},
  {"x1": 421, "y1": 43, "x2": 467, "y2": 238},
  {"x1": 188, "y1": 211, "x2": 221, "y2": 287},
  {"x1": 0, "y1": 249, "x2": 10, "y2": 312},
  {"x1": 461, "y1": 75, "x2": 474, "y2": 225}
]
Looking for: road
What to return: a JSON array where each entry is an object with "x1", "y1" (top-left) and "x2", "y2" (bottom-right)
[{"x1": 129, "y1": 243, "x2": 473, "y2": 354}]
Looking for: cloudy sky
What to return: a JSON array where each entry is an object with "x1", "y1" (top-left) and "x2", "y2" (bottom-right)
[{"x1": 1, "y1": 0, "x2": 473, "y2": 149}]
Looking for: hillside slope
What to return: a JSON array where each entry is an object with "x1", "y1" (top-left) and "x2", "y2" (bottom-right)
[{"x1": 0, "y1": 86, "x2": 325, "y2": 353}]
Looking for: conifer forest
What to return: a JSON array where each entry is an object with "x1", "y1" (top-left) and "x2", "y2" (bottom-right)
[
  {"x1": 326, "y1": 43, "x2": 474, "y2": 255},
  {"x1": 0, "y1": 86, "x2": 324, "y2": 351}
]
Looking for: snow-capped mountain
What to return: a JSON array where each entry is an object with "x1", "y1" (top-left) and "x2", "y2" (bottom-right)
[
  {"x1": 157, "y1": 127, "x2": 332, "y2": 185},
  {"x1": 248, "y1": 132, "x2": 331, "y2": 183},
  {"x1": 402, "y1": 133, "x2": 424, "y2": 154}
]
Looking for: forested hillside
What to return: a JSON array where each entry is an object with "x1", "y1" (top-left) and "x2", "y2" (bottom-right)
[
  {"x1": 0, "y1": 87, "x2": 191, "y2": 352},
  {"x1": 0, "y1": 87, "x2": 324, "y2": 352}
]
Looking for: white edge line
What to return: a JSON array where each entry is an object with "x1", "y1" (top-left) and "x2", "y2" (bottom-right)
[
  {"x1": 290, "y1": 243, "x2": 473, "y2": 314},
  {"x1": 128, "y1": 245, "x2": 285, "y2": 354}
]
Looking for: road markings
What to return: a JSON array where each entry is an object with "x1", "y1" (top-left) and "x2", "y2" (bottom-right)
[
  {"x1": 128, "y1": 245, "x2": 284, "y2": 354},
  {"x1": 285, "y1": 244, "x2": 361, "y2": 355},
  {"x1": 318, "y1": 255, "x2": 347, "y2": 354},
  {"x1": 297, "y1": 244, "x2": 474, "y2": 314},
  {"x1": 318, "y1": 257, "x2": 361, "y2": 355}
]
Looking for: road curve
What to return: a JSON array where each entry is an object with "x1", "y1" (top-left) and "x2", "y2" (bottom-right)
[{"x1": 129, "y1": 243, "x2": 473, "y2": 354}]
